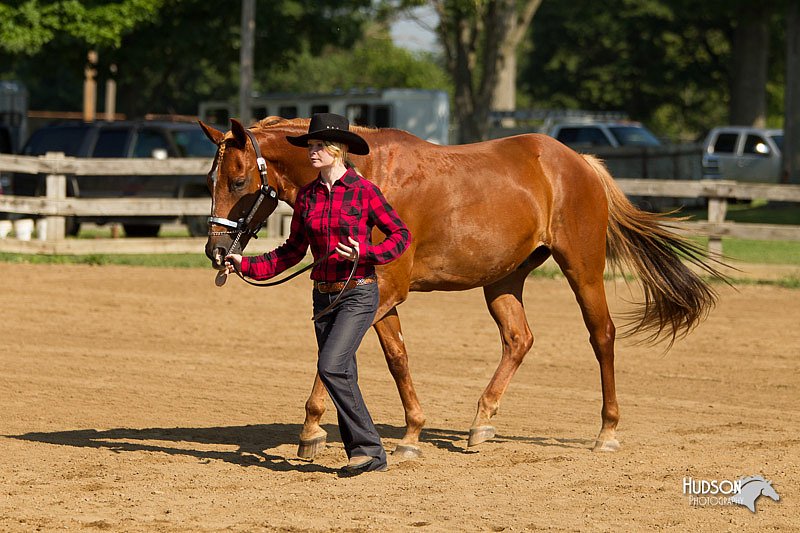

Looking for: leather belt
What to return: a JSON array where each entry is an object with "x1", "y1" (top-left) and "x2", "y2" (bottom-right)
[{"x1": 314, "y1": 274, "x2": 377, "y2": 294}]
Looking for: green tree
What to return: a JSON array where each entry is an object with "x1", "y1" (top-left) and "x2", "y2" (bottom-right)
[
  {"x1": 0, "y1": 0, "x2": 164, "y2": 54},
  {"x1": 265, "y1": 32, "x2": 450, "y2": 94},
  {"x1": 3, "y1": 0, "x2": 449, "y2": 119},
  {"x1": 519, "y1": 0, "x2": 786, "y2": 141}
]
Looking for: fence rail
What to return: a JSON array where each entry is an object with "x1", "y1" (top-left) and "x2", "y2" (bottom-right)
[{"x1": 1, "y1": 153, "x2": 799, "y2": 256}]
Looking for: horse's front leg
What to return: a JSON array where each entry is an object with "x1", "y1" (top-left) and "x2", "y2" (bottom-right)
[
  {"x1": 297, "y1": 372, "x2": 328, "y2": 459},
  {"x1": 374, "y1": 307, "x2": 425, "y2": 458}
]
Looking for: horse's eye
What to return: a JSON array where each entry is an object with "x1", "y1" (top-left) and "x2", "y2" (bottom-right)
[{"x1": 231, "y1": 177, "x2": 247, "y2": 191}]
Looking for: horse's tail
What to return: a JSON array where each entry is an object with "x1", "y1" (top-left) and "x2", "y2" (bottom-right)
[{"x1": 582, "y1": 154, "x2": 728, "y2": 347}]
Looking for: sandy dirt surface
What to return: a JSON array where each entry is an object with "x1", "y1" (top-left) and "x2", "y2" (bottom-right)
[{"x1": 0, "y1": 263, "x2": 797, "y2": 532}]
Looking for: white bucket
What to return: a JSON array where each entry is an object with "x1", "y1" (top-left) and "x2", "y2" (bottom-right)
[
  {"x1": 14, "y1": 218, "x2": 34, "y2": 241},
  {"x1": 0, "y1": 220, "x2": 11, "y2": 239}
]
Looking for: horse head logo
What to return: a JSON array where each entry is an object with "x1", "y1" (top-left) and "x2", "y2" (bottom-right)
[{"x1": 730, "y1": 475, "x2": 780, "y2": 513}]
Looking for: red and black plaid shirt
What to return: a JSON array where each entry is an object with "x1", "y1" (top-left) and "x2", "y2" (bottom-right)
[{"x1": 240, "y1": 168, "x2": 411, "y2": 282}]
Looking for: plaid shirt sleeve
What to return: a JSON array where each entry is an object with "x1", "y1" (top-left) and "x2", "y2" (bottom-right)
[
  {"x1": 363, "y1": 182, "x2": 411, "y2": 265},
  {"x1": 240, "y1": 194, "x2": 309, "y2": 280}
]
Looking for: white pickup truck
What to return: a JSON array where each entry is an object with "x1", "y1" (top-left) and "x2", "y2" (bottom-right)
[
  {"x1": 548, "y1": 121, "x2": 662, "y2": 149},
  {"x1": 701, "y1": 126, "x2": 785, "y2": 183}
]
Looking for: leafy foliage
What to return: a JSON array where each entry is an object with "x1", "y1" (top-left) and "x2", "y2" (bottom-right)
[
  {"x1": 0, "y1": 0, "x2": 164, "y2": 53},
  {"x1": 0, "y1": 0, "x2": 446, "y2": 119},
  {"x1": 0, "y1": 0, "x2": 791, "y2": 146},
  {"x1": 265, "y1": 32, "x2": 450, "y2": 94},
  {"x1": 519, "y1": 0, "x2": 786, "y2": 140}
]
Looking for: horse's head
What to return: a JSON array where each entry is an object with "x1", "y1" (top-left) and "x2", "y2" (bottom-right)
[
  {"x1": 199, "y1": 119, "x2": 282, "y2": 269},
  {"x1": 762, "y1": 480, "x2": 780, "y2": 502}
]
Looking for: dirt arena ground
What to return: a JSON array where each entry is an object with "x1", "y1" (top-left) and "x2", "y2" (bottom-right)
[{"x1": 1, "y1": 262, "x2": 798, "y2": 531}]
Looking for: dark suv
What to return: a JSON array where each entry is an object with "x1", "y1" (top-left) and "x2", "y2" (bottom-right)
[
  {"x1": 0, "y1": 125, "x2": 12, "y2": 199},
  {"x1": 13, "y1": 120, "x2": 215, "y2": 236}
]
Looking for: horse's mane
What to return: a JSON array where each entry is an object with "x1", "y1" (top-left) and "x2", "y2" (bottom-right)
[{"x1": 252, "y1": 116, "x2": 382, "y2": 136}]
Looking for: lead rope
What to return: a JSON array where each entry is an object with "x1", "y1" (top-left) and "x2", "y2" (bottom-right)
[
  {"x1": 231, "y1": 248, "x2": 360, "y2": 321},
  {"x1": 232, "y1": 249, "x2": 332, "y2": 288},
  {"x1": 223, "y1": 127, "x2": 359, "y2": 320}
]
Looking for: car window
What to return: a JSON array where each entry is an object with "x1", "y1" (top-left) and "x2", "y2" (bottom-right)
[
  {"x1": 712, "y1": 133, "x2": 738, "y2": 154},
  {"x1": 169, "y1": 129, "x2": 217, "y2": 157},
  {"x1": 279, "y1": 105, "x2": 298, "y2": 119},
  {"x1": 133, "y1": 128, "x2": 171, "y2": 157},
  {"x1": 92, "y1": 129, "x2": 128, "y2": 157},
  {"x1": 374, "y1": 105, "x2": 392, "y2": 128},
  {"x1": 23, "y1": 126, "x2": 87, "y2": 156},
  {"x1": 608, "y1": 126, "x2": 661, "y2": 147},
  {"x1": 556, "y1": 127, "x2": 611, "y2": 146},
  {"x1": 769, "y1": 134, "x2": 783, "y2": 152},
  {"x1": 743, "y1": 134, "x2": 770, "y2": 156}
]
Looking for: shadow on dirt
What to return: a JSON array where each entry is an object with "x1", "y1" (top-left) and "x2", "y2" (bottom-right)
[
  {"x1": 8, "y1": 424, "x2": 341, "y2": 473},
  {"x1": 417, "y1": 426, "x2": 593, "y2": 453},
  {"x1": 7, "y1": 423, "x2": 592, "y2": 472}
]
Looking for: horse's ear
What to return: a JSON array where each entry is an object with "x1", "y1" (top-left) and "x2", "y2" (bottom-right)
[
  {"x1": 198, "y1": 120, "x2": 224, "y2": 146},
  {"x1": 229, "y1": 119, "x2": 249, "y2": 147}
]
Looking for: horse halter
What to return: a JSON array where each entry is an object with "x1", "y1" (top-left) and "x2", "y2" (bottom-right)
[{"x1": 207, "y1": 128, "x2": 279, "y2": 249}]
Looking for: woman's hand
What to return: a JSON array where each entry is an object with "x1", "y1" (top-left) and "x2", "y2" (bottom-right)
[
  {"x1": 224, "y1": 253, "x2": 243, "y2": 274},
  {"x1": 335, "y1": 236, "x2": 360, "y2": 262}
]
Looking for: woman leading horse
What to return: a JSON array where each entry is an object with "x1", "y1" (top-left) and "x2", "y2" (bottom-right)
[
  {"x1": 200, "y1": 116, "x2": 724, "y2": 459},
  {"x1": 223, "y1": 113, "x2": 409, "y2": 476}
]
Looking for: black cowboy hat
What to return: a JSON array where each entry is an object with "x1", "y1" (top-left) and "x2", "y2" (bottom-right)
[{"x1": 286, "y1": 113, "x2": 370, "y2": 155}]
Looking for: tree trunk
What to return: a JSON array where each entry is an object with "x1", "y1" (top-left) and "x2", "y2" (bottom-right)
[
  {"x1": 729, "y1": 5, "x2": 769, "y2": 127},
  {"x1": 785, "y1": 1, "x2": 800, "y2": 184},
  {"x1": 435, "y1": 0, "x2": 541, "y2": 144},
  {"x1": 239, "y1": 0, "x2": 255, "y2": 126},
  {"x1": 488, "y1": 0, "x2": 519, "y2": 128}
]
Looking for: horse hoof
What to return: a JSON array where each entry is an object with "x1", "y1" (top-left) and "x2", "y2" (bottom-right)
[
  {"x1": 592, "y1": 438, "x2": 621, "y2": 452},
  {"x1": 297, "y1": 435, "x2": 326, "y2": 459},
  {"x1": 393, "y1": 444, "x2": 422, "y2": 459},
  {"x1": 468, "y1": 425, "x2": 495, "y2": 447}
]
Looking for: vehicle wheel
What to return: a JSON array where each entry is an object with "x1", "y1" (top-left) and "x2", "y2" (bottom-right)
[
  {"x1": 185, "y1": 216, "x2": 207, "y2": 237},
  {"x1": 123, "y1": 224, "x2": 160, "y2": 238}
]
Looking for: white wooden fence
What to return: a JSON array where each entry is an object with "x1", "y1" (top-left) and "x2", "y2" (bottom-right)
[
  {"x1": 1, "y1": 152, "x2": 799, "y2": 256},
  {"x1": 0, "y1": 152, "x2": 292, "y2": 254},
  {"x1": 620, "y1": 178, "x2": 800, "y2": 256}
]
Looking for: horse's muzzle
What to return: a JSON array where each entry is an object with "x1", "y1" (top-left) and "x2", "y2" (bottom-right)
[{"x1": 207, "y1": 245, "x2": 228, "y2": 270}]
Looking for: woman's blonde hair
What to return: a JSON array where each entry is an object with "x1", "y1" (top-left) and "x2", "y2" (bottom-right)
[{"x1": 324, "y1": 140, "x2": 361, "y2": 175}]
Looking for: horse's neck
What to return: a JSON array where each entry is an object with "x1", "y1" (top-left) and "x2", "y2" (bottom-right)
[
  {"x1": 274, "y1": 163, "x2": 317, "y2": 206},
  {"x1": 263, "y1": 123, "x2": 409, "y2": 205}
]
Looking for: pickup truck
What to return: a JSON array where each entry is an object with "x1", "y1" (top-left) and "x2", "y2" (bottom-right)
[
  {"x1": 548, "y1": 121, "x2": 662, "y2": 149},
  {"x1": 12, "y1": 120, "x2": 215, "y2": 237},
  {"x1": 701, "y1": 126, "x2": 785, "y2": 183}
]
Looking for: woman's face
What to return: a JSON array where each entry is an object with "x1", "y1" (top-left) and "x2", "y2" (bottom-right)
[{"x1": 307, "y1": 140, "x2": 336, "y2": 170}]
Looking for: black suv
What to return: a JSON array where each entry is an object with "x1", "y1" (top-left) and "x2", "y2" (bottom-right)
[{"x1": 13, "y1": 120, "x2": 215, "y2": 237}]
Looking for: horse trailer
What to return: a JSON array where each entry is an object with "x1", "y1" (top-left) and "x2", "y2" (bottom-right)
[{"x1": 199, "y1": 88, "x2": 450, "y2": 145}]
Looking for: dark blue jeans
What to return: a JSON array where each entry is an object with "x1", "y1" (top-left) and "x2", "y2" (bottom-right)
[{"x1": 313, "y1": 282, "x2": 387, "y2": 464}]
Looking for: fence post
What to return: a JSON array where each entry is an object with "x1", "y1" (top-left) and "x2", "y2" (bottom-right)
[
  {"x1": 707, "y1": 195, "x2": 728, "y2": 258},
  {"x1": 45, "y1": 166, "x2": 67, "y2": 241}
]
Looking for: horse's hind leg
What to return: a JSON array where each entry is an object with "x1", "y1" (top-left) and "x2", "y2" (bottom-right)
[
  {"x1": 552, "y1": 249, "x2": 620, "y2": 452},
  {"x1": 374, "y1": 307, "x2": 426, "y2": 458},
  {"x1": 297, "y1": 372, "x2": 328, "y2": 459},
  {"x1": 469, "y1": 269, "x2": 534, "y2": 447}
]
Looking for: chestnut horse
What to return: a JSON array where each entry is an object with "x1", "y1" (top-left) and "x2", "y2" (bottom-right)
[{"x1": 200, "y1": 117, "x2": 723, "y2": 458}]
